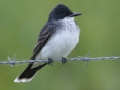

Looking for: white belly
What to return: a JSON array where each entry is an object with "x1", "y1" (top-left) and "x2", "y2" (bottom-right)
[{"x1": 35, "y1": 26, "x2": 80, "y2": 60}]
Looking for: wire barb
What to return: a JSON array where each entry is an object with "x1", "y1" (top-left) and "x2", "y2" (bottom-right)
[
  {"x1": 7, "y1": 56, "x2": 15, "y2": 67},
  {"x1": 83, "y1": 52, "x2": 90, "y2": 66}
]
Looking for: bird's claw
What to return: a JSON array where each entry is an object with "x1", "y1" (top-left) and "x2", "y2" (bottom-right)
[
  {"x1": 62, "y1": 57, "x2": 67, "y2": 65},
  {"x1": 47, "y1": 58, "x2": 53, "y2": 66}
]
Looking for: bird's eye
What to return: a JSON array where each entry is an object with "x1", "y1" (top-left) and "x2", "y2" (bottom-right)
[{"x1": 63, "y1": 13, "x2": 67, "y2": 16}]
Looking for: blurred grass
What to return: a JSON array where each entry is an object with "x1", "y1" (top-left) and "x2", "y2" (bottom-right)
[{"x1": 0, "y1": 0, "x2": 120, "y2": 90}]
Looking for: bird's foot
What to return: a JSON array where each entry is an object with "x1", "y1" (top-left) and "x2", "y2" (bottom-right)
[
  {"x1": 47, "y1": 58, "x2": 53, "y2": 66},
  {"x1": 62, "y1": 57, "x2": 67, "y2": 65}
]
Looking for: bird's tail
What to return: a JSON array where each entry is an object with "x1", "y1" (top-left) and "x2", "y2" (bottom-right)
[{"x1": 14, "y1": 62, "x2": 47, "y2": 83}]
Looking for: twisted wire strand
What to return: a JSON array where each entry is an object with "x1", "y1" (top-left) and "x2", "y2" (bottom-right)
[{"x1": 0, "y1": 54, "x2": 120, "y2": 67}]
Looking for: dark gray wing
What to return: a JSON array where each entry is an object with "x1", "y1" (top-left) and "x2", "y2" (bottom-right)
[
  {"x1": 17, "y1": 24, "x2": 55, "y2": 79},
  {"x1": 31, "y1": 24, "x2": 55, "y2": 60}
]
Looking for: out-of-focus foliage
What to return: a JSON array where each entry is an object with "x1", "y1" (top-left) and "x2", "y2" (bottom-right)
[{"x1": 0, "y1": 0, "x2": 120, "y2": 90}]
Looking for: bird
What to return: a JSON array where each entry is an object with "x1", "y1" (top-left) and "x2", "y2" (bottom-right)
[{"x1": 14, "y1": 4, "x2": 82, "y2": 83}]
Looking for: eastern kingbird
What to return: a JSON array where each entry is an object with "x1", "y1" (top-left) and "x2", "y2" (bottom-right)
[{"x1": 14, "y1": 4, "x2": 82, "y2": 83}]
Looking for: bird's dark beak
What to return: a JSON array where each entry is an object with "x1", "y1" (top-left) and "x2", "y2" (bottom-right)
[{"x1": 69, "y1": 12, "x2": 82, "y2": 17}]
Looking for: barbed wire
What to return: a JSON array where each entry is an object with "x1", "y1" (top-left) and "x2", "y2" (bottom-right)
[{"x1": 0, "y1": 53, "x2": 120, "y2": 67}]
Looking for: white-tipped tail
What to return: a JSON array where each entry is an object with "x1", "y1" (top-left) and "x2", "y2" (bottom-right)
[
  {"x1": 14, "y1": 76, "x2": 34, "y2": 83},
  {"x1": 14, "y1": 62, "x2": 47, "y2": 83}
]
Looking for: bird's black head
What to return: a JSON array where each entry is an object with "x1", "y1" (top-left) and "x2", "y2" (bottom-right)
[{"x1": 48, "y1": 4, "x2": 82, "y2": 22}]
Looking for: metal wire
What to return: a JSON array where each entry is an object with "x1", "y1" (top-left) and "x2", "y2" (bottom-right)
[{"x1": 0, "y1": 54, "x2": 120, "y2": 67}]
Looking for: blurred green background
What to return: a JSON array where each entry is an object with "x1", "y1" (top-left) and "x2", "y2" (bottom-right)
[{"x1": 0, "y1": 0, "x2": 120, "y2": 90}]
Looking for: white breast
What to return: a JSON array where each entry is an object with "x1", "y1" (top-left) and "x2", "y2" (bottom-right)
[{"x1": 35, "y1": 17, "x2": 80, "y2": 60}]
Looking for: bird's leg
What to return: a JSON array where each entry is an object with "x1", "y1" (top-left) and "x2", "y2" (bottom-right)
[
  {"x1": 47, "y1": 58, "x2": 53, "y2": 66},
  {"x1": 62, "y1": 57, "x2": 67, "y2": 65}
]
